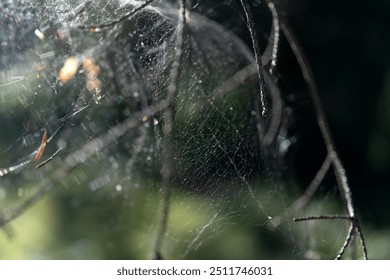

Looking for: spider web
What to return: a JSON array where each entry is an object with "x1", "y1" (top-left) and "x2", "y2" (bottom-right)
[{"x1": 0, "y1": 0, "x2": 364, "y2": 259}]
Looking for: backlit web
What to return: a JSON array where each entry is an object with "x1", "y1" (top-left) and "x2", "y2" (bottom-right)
[{"x1": 0, "y1": 0, "x2": 366, "y2": 259}]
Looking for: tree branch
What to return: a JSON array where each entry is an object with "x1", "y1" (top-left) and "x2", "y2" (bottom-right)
[
  {"x1": 239, "y1": 0, "x2": 267, "y2": 116},
  {"x1": 278, "y1": 10, "x2": 368, "y2": 259},
  {"x1": 152, "y1": 0, "x2": 187, "y2": 260}
]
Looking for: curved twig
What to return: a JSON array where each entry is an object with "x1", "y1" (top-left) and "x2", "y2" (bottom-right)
[
  {"x1": 77, "y1": 0, "x2": 154, "y2": 32},
  {"x1": 261, "y1": 72, "x2": 282, "y2": 146},
  {"x1": 336, "y1": 223, "x2": 355, "y2": 260},
  {"x1": 239, "y1": 0, "x2": 267, "y2": 116},
  {"x1": 271, "y1": 153, "x2": 333, "y2": 227},
  {"x1": 278, "y1": 11, "x2": 367, "y2": 259},
  {"x1": 266, "y1": 1, "x2": 280, "y2": 75}
]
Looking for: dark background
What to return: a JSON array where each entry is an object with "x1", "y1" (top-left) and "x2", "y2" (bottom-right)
[
  {"x1": 283, "y1": 0, "x2": 390, "y2": 226},
  {"x1": 212, "y1": 0, "x2": 390, "y2": 225}
]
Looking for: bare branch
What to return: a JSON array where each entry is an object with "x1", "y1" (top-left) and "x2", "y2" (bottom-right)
[
  {"x1": 239, "y1": 1, "x2": 282, "y2": 147},
  {"x1": 77, "y1": 0, "x2": 154, "y2": 32},
  {"x1": 239, "y1": 0, "x2": 267, "y2": 116},
  {"x1": 271, "y1": 153, "x2": 332, "y2": 227},
  {"x1": 152, "y1": 0, "x2": 187, "y2": 260},
  {"x1": 0, "y1": 167, "x2": 68, "y2": 227},
  {"x1": 36, "y1": 147, "x2": 63, "y2": 169},
  {"x1": 279, "y1": 12, "x2": 368, "y2": 259},
  {"x1": 336, "y1": 223, "x2": 355, "y2": 260},
  {"x1": 354, "y1": 218, "x2": 368, "y2": 260},
  {"x1": 0, "y1": 81, "x2": 179, "y2": 230},
  {"x1": 293, "y1": 215, "x2": 351, "y2": 222},
  {"x1": 261, "y1": 72, "x2": 282, "y2": 146},
  {"x1": 266, "y1": 1, "x2": 280, "y2": 75},
  {"x1": 201, "y1": 63, "x2": 282, "y2": 147}
]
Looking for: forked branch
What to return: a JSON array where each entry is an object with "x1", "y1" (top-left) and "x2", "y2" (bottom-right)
[{"x1": 270, "y1": 2, "x2": 368, "y2": 259}]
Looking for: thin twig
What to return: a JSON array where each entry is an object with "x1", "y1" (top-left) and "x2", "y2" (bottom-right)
[
  {"x1": 0, "y1": 167, "x2": 69, "y2": 227},
  {"x1": 65, "y1": 0, "x2": 92, "y2": 21},
  {"x1": 77, "y1": 0, "x2": 154, "y2": 32},
  {"x1": 239, "y1": 0, "x2": 267, "y2": 116},
  {"x1": 280, "y1": 20, "x2": 353, "y2": 214},
  {"x1": 0, "y1": 76, "x2": 182, "y2": 230},
  {"x1": 0, "y1": 97, "x2": 173, "y2": 230},
  {"x1": 0, "y1": 0, "x2": 183, "y2": 249},
  {"x1": 211, "y1": 64, "x2": 257, "y2": 103},
  {"x1": 240, "y1": 0, "x2": 282, "y2": 147},
  {"x1": 36, "y1": 147, "x2": 63, "y2": 169},
  {"x1": 266, "y1": 1, "x2": 280, "y2": 75},
  {"x1": 152, "y1": 0, "x2": 187, "y2": 260},
  {"x1": 279, "y1": 12, "x2": 368, "y2": 259},
  {"x1": 335, "y1": 223, "x2": 355, "y2": 260},
  {"x1": 271, "y1": 153, "x2": 332, "y2": 227},
  {"x1": 293, "y1": 215, "x2": 351, "y2": 222},
  {"x1": 261, "y1": 72, "x2": 282, "y2": 146},
  {"x1": 354, "y1": 218, "x2": 368, "y2": 259},
  {"x1": 199, "y1": 63, "x2": 281, "y2": 147}
]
